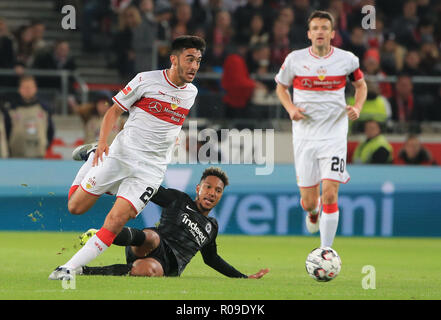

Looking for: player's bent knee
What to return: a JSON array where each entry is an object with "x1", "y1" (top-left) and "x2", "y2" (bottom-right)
[
  {"x1": 131, "y1": 259, "x2": 163, "y2": 277},
  {"x1": 68, "y1": 200, "x2": 86, "y2": 215}
]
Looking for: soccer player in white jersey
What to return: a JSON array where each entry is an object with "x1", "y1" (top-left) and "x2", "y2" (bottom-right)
[
  {"x1": 275, "y1": 11, "x2": 367, "y2": 249},
  {"x1": 49, "y1": 36, "x2": 206, "y2": 280}
]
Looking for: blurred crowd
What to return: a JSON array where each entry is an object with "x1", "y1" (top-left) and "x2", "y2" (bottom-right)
[{"x1": 0, "y1": 0, "x2": 441, "y2": 164}]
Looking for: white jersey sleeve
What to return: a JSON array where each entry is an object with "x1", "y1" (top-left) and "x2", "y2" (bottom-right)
[
  {"x1": 275, "y1": 52, "x2": 296, "y2": 87},
  {"x1": 113, "y1": 73, "x2": 149, "y2": 112}
]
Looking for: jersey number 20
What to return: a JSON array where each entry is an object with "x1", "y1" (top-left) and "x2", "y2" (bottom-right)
[{"x1": 331, "y1": 156, "x2": 345, "y2": 173}]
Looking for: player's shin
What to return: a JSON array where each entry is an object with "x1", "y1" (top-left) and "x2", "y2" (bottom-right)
[
  {"x1": 113, "y1": 227, "x2": 146, "y2": 246},
  {"x1": 319, "y1": 203, "x2": 339, "y2": 248},
  {"x1": 62, "y1": 227, "x2": 116, "y2": 270}
]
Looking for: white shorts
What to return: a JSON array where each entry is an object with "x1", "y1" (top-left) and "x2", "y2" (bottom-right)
[
  {"x1": 79, "y1": 154, "x2": 159, "y2": 214},
  {"x1": 292, "y1": 138, "x2": 350, "y2": 188}
]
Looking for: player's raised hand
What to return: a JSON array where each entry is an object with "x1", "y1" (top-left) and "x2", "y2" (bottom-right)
[
  {"x1": 346, "y1": 105, "x2": 361, "y2": 121},
  {"x1": 92, "y1": 142, "x2": 109, "y2": 167},
  {"x1": 248, "y1": 268, "x2": 269, "y2": 279},
  {"x1": 289, "y1": 106, "x2": 306, "y2": 121}
]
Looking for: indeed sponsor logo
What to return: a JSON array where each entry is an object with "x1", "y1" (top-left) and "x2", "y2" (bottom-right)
[{"x1": 182, "y1": 213, "x2": 207, "y2": 244}]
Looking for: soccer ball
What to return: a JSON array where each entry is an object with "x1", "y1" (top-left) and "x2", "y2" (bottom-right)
[{"x1": 305, "y1": 248, "x2": 342, "y2": 282}]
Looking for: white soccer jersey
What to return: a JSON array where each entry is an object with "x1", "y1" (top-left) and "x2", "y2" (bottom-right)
[
  {"x1": 111, "y1": 69, "x2": 197, "y2": 180},
  {"x1": 275, "y1": 46, "x2": 364, "y2": 140}
]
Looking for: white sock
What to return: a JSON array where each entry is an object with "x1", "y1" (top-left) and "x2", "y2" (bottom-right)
[
  {"x1": 62, "y1": 234, "x2": 108, "y2": 270},
  {"x1": 71, "y1": 151, "x2": 95, "y2": 186},
  {"x1": 320, "y1": 210, "x2": 339, "y2": 248}
]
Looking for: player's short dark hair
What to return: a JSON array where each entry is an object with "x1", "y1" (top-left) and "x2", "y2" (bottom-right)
[
  {"x1": 171, "y1": 35, "x2": 206, "y2": 55},
  {"x1": 307, "y1": 10, "x2": 335, "y2": 30},
  {"x1": 200, "y1": 167, "x2": 229, "y2": 188}
]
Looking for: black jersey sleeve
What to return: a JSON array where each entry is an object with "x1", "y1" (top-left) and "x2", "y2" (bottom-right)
[
  {"x1": 150, "y1": 186, "x2": 184, "y2": 207},
  {"x1": 200, "y1": 229, "x2": 248, "y2": 278}
]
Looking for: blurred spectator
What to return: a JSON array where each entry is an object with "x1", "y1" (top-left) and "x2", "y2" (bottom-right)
[
  {"x1": 348, "y1": 80, "x2": 391, "y2": 133},
  {"x1": 234, "y1": 0, "x2": 274, "y2": 44},
  {"x1": 248, "y1": 43, "x2": 273, "y2": 75},
  {"x1": 414, "y1": 17, "x2": 435, "y2": 47},
  {"x1": 343, "y1": 26, "x2": 367, "y2": 62},
  {"x1": 326, "y1": 0, "x2": 348, "y2": 48},
  {"x1": 221, "y1": 48, "x2": 266, "y2": 120},
  {"x1": 419, "y1": 41, "x2": 441, "y2": 75},
  {"x1": 401, "y1": 49, "x2": 423, "y2": 76},
  {"x1": 33, "y1": 40, "x2": 77, "y2": 91},
  {"x1": 170, "y1": 2, "x2": 195, "y2": 36},
  {"x1": 69, "y1": 93, "x2": 125, "y2": 144},
  {"x1": 269, "y1": 19, "x2": 291, "y2": 69},
  {"x1": 1, "y1": 75, "x2": 54, "y2": 158},
  {"x1": 391, "y1": 0, "x2": 419, "y2": 48},
  {"x1": 290, "y1": 0, "x2": 313, "y2": 28},
  {"x1": 0, "y1": 18, "x2": 23, "y2": 86},
  {"x1": 396, "y1": 134, "x2": 437, "y2": 165},
  {"x1": 362, "y1": 48, "x2": 393, "y2": 99},
  {"x1": 278, "y1": 6, "x2": 308, "y2": 49},
  {"x1": 133, "y1": 0, "x2": 158, "y2": 73},
  {"x1": 81, "y1": 0, "x2": 113, "y2": 52},
  {"x1": 113, "y1": 5, "x2": 143, "y2": 81},
  {"x1": 389, "y1": 74, "x2": 423, "y2": 132},
  {"x1": 205, "y1": 10, "x2": 234, "y2": 69},
  {"x1": 0, "y1": 105, "x2": 8, "y2": 158},
  {"x1": 33, "y1": 40, "x2": 76, "y2": 71},
  {"x1": 352, "y1": 120, "x2": 393, "y2": 164},
  {"x1": 380, "y1": 32, "x2": 406, "y2": 75},
  {"x1": 0, "y1": 18, "x2": 14, "y2": 65},
  {"x1": 235, "y1": 13, "x2": 269, "y2": 47},
  {"x1": 14, "y1": 25, "x2": 37, "y2": 68},
  {"x1": 30, "y1": 20, "x2": 48, "y2": 53}
]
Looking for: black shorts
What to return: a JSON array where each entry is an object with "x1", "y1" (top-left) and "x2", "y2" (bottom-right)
[{"x1": 125, "y1": 228, "x2": 178, "y2": 277}]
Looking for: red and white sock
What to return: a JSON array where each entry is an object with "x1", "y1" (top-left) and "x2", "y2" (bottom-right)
[
  {"x1": 62, "y1": 227, "x2": 116, "y2": 270},
  {"x1": 320, "y1": 203, "x2": 339, "y2": 248}
]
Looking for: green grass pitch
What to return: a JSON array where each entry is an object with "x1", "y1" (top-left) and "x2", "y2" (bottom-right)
[{"x1": 1, "y1": 231, "x2": 440, "y2": 300}]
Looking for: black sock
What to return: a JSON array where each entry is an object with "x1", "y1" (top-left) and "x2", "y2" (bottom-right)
[
  {"x1": 82, "y1": 263, "x2": 133, "y2": 276},
  {"x1": 113, "y1": 227, "x2": 146, "y2": 246}
]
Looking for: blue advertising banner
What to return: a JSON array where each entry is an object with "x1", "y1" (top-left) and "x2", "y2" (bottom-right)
[{"x1": 1, "y1": 160, "x2": 440, "y2": 236}]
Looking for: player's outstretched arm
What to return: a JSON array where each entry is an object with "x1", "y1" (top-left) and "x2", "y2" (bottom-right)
[{"x1": 247, "y1": 268, "x2": 270, "y2": 279}]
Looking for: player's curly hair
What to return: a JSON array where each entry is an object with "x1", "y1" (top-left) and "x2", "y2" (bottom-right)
[
  {"x1": 171, "y1": 35, "x2": 206, "y2": 55},
  {"x1": 200, "y1": 167, "x2": 229, "y2": 188}
]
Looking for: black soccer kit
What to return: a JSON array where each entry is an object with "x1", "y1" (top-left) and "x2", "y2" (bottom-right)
[{"x1": 138, "y1": 186, "x2": 247, "y2": 278}]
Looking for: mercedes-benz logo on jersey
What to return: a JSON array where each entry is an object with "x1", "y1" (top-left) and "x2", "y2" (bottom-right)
[
  {"x1": 148, "y1": 101, "x2": 163, "y2": 113},
  {"x1": 302, "y1": 78, "x2": 312, "y2": 88}
]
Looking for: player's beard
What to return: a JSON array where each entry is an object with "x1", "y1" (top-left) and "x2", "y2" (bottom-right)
[{"x1": 176, "y1": 60, "x2": 189, "y2": 84}]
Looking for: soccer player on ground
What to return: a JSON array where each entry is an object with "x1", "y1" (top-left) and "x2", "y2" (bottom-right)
[
  {"x1": 78, "y1": 167, "x2": 269, "y2": 279},
  {"x1": 275, "y1": 11, "x2": 367, "y2": 249},
  {"x1": 49, "y1": 35, "x2": 206, "y2": 280}
]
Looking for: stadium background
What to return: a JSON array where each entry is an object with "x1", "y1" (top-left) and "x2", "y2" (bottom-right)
[{"x1": 1, "y1": 1, "x2": 441, "y2": 236}]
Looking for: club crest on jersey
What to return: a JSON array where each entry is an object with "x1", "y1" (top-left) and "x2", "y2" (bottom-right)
[
  {"x1": 205, "y1": 222, "x2": 212, "y2": 234},
  {"x1": 317, "y1": 66, "x2": 327, "y2": 81},
  {"x1": 171, "y1": 103, "x2": 179, "y2": 110}
]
